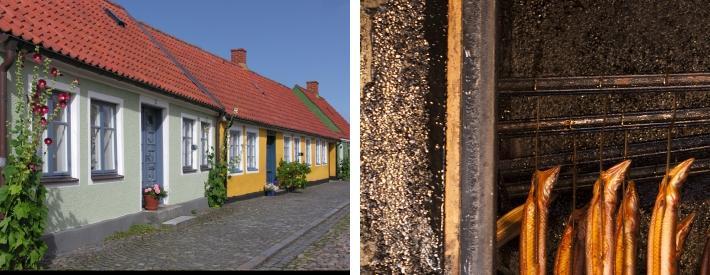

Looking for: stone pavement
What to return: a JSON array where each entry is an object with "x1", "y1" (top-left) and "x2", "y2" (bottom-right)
[
  {"x1": 44, "y1": 180, "x2": 350, "y2": 270},
  {"x1": 285, "y1": 213, "x2": 349, "y2": 270}
]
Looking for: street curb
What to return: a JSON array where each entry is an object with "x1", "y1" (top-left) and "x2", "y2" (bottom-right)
[{"x1": 237, "y1": 201, "x2": 350, "y2": 270}]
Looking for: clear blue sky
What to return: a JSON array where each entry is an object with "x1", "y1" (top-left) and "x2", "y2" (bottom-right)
[{"x1": 113, "y1": 0, "x2": 350, "y2": 122}]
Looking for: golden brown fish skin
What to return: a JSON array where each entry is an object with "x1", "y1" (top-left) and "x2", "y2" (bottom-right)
[
  {"x1": 674, "y1": 212, "x2": 696, "y2": 259},
  {"x1": 519, "y1": 166, "x2": 560, "y2": 275},
  {"x1": 534, "y1": 166, "x2": 560, "y2": 274},
  {"x1": 614, "y1": 181, "x2": 639, "y2": 275},
  {"x1": 496, "y1": 204, "x2": 523, "y2": 248},
  {"x1": 573, "y1": 207, "x2": 588, "y2": 275},
  {"x1": 520, "y1": 183, "x2": 538, "y2": 275},
  {"x1": 586, "y1": 179, "x2": 604, "y2": 275},
  {"x1": 600, "y1": 160, "x2": 631, "y2": 275},
  {"x1": 659, "y1": 158, "x2": 693, "y2": 275},
  {"x1": 586, "y1": 160, "x2": 631, "y2": 275},
  {"x1": 648, "y1": 172, "x2": 669, "y2": 275},
  {"x1": 554, "y1": 207, "x2": 587, "y2": 275}
]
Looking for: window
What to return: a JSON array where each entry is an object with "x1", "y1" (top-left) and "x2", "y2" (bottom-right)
[
  {"x1": 323, "y1": 141, "x2": 328, "y2": 165},
  {"x1": 284, "y1": 136, "x2": 291, "y2": 162},
  {"x1": 91, "y1": 100, "x2": 118, "y2": 175},
  {"x1": 42, "y1": 92, "x2": 71, "y2": 177},
  {"x1": 229, "y1": 129, "x2": 243, "y2": 173},
  {"x1": 247, "y1": 131, "x2": 258, "y2": 171},
  {"x1": 315, "y1": 139, "x2": 321, "y2": 165},
  {"x1": 200, "y1": 122, "x2": 210, "y2": 169},
  {"x1": 305, "y1": 139, "x2": 311, "y2": 166},
  {"x1": 182, "y1": 118, "x2": 195, "y2": 171},
  {"x1": 294, "y1": 137, "x2": 301, "y2": 163}
]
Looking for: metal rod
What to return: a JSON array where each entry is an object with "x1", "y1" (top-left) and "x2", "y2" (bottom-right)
[
  {"x1": 599, "y1": 88, "x2": 610, "y2": 172},
  {"x1": 497, "y1": 107, "x2": 710, "y2": 134},
  {"x1": 571, "y1": 135, "x2": 577, "y2": 210},
  {"x1": 498, "y1": 117, "x2": 710, "y2": 137},
  {"x1": 534, "y1": 79, "x2": 540, "y2": 170},
  {"x1": 666, "y1": 91, "x2": 678, "y2": 173}
]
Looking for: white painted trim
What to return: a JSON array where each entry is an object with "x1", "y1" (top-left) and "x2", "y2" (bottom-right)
[
  {"x1": 245, "y1": 125, "x2": 260, "y2": 174},
  {"x1": 198, "y1": 118, "x2": 214, "y2": 173},
  {"x1": 27, "y1": 74, "x2": 81, "y2": 188},
  {"x1": 227, "y1": 123, "x2": 245, "y2": 176},
  {"x1": 87, "y1": 90, "x2": 125, "y2": 185},
  {"x1": 180, "y1": 113, "x2": 199, "y2": 174},
  {"x1": 283, "y1": 132, "x2": 293, "y2": 163},
  {"x1": 305, "y1": 137, "x2": 312, "y2": 166},
  {"x1": 139, "y1": 95, "x2": 170, "y2": 207}
]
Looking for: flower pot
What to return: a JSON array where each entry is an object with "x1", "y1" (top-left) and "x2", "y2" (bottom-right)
[{"x1": 144, "y1": 194, "x2": 159, "y2": 211}]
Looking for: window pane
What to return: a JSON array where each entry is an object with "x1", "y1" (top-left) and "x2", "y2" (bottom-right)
[
  {"x1": 103, "y1": 105, "x2": 115, "y2": 128},
  {"x1": 91, "y1": 103, "x2": 100, "y2": 127},
  {"x1": 91, "y1": 127, "x2": 100, "y2": 171},
  {"x1": 102, "y1": 129, "x2": 115, "y2": 171},
  {"x1": 184, "y1": 138, "x2": 191, "y2": 167},
  {"x1": 53, "y1": 123, "x2": 69, "y2": 173}
]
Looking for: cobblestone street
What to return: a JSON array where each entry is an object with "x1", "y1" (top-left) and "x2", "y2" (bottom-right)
[
  {"x1": 285, "y1": 213, "x2": 349, "y2": 270},
  {"x1": 43, "y1": 181, "x2": 350, "y2": 270}
]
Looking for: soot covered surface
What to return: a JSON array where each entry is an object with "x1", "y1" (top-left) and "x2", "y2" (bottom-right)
[{"x1": 360, "y1": 0, "x2": 447, "y2": 273}]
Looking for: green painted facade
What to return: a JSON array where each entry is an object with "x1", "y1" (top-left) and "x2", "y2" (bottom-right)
[
  {"x1": 7, "y1": 57, "x2": 215, "y2": 233},
  {"x1": 292, "y1": 87, "x2": 341, "y2": 133}
]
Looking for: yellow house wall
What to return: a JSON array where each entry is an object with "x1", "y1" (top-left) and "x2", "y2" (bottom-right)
[
  {"x1": 225, "y1": 124, "x2": 268, "y2": 197},
  {"x1": 329, "y1": 143, "x2": 337, "y2": 176},
  {"x1": 218, "y1": 121, "x2": 337, "y2": 197}
]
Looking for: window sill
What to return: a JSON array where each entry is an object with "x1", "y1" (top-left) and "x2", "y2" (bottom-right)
[
  {"x1": 41, "y1": 176, "x2": 79, "y2": 185},
  {"x1": 91, "y1": 173, "x2": 124, "y2": 182},
  {"x1": 246, "y1": 168, "x2": 258, "y2": 172},
  {"x1": 200, "y1": 165, "x2": 211, "y2": 172},
  {"x1": 183, "y1": 167, "x2": 197, "y2": 174}
]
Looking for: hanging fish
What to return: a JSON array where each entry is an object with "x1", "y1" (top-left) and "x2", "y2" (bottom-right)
[
  {"x1": 554, "y1": 205, "x2": 588, "y2": 275},
  {"x1": 674, "y1": 212, "x2": 695, "y2": 260},
  {"x1": 519, "y1": 166, "x2": 560, "y2": 275},
  {"x1": 701, "y1": 233, "x2": 709, "y2": 275},
  {"x1": 585, "y1": 160, "x2": 631, "y2": 275},
  {"x1": 496, "y1": 204, "x2": 523, "y2": 248},
  {"x1": 614, "y1": 181, "x2": 639, "y2": 275},
  {"x1": 647, "y1": 158, "x2": 694, "y2": 275}
]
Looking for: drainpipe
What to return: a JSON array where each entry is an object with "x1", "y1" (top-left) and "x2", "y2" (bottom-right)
[{"x1": 0, "y1": 36, "x2": 18, "y2": 187}]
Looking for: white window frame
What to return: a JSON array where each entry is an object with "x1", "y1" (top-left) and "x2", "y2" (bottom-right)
[
  {"x1": 284, "y1": 134, "x2": 292, "y2": 162},
  {"x1": 228, "y1": 125, "x2": 244, "y2": 175},
  {"x1": 180, "y1": 114, "x2": 199, "y2": 173},
  {"x1": 87, "y1": 91, "x2": 124, "y2": 184},
  {"x1": 305, "y1": 138, "x2": 312, "y2": 166},
  {"x1": 294, "y1": 137, "x2": 301, "y2": 163},
  {"x1": 28, "y1": 76, "x2": 80, "y2": 186},
  {"x1": 245, "y1": 126, "x2": 259, "y2": 173},
  {"x1": 316, "y1": 139, "x2": 321, "y2": 165},
  {"x1": 323, "y1": 140, "x2": 328, "y2": 165},
  {"x1": 199, "y1": 120, "x2": 213, "y2": 170}
]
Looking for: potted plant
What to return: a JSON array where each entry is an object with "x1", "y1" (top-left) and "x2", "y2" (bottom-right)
[
  {"x1": 264, "y1": 183, "x2": 279, "y2": 196},
  {"x1": 143, "y1": 184, "x2": 167, "y2": 211}
]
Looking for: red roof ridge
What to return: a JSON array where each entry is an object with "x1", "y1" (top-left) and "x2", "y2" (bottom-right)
[
  {"x1": 105, "y1": 0, "x2": 127, "y2": 11},
  {"x1": 139, "y1": 22, "x2": 250, "y2": 72}
]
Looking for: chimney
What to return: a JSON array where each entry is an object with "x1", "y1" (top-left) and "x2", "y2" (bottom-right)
[
  {"x1": 306, "y1": 81, "x2": 319, "y2": 97},
  {"x1": 230, "y1": 48, "x2": 247, "y2": 68}
]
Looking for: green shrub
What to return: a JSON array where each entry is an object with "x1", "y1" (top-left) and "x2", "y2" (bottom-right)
[
  {"x1": 276, "y1": 160, "x2": 311, "y2": 190},
  {"x1": 204, "y1": 118, "x2": 233, "y2": 208},
  {"x1": 338, "y1": 158, "x2": 349, "y2": 180}
]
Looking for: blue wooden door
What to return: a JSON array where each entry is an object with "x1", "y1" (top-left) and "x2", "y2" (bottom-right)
[
  {"x1": 266, "y1": 135, "x2": 276, "y2": 183},
  {"x1": 141, "y1": 106, "x2": 163, "y2": 190}
]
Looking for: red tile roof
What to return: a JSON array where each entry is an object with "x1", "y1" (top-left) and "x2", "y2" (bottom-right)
[
  {"x1": 142, "y1": 24, "x2": 342, "y2": 139},
  {"x1": 0, "y1": 0, "x2": 342, "y2": 139},
  {"x1": 0, "y1": 0, "x2": 215, "y2": 107},
  {"x1": 296, "y1": 85, "x2": 350, "y2": 139}
]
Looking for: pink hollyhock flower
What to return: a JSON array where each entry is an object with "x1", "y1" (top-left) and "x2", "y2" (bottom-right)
[
  {"x1": 37, "y1": 79, "x2": 47, "y2": 90},
  {"x1": 40, "y1": 117, "x2": 47, "y2": 126},
  {"x1": 41, "y1": 105, "x2": 49, "y2": 115},
  {"x1": 27, "y1": 163, "x2": 37, "y2": 172},
  {"x1": 50, "y1": 67, "x2": 60, "y2": 77},
  {"x1": 59, "y1": 101, "x2": 67, "y2": 109},
  {"x1": 44, "y1": 138, "x2": 53, "y2": 145},
  {"x1": 32, "y1": 53, "x2": 42, "y2": 64}
]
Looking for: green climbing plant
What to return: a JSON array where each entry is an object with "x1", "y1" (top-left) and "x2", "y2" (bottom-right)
[
  {"x1": 276, "y1": 160, "x2": 311, "y2": 191},
  {"x1": 0, "y1": 46, "x2": 75, "y2": 269},
  {"x1": 204, "y1": 117, "x2": 233, "y2": 208},
  {"x1": 338, "y1": 157, "x2": 349, "y2": 180}
]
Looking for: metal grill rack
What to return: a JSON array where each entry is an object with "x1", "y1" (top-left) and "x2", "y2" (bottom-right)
[{"x1": 496, "y1": 73, "x2": 710, "y2": 203}]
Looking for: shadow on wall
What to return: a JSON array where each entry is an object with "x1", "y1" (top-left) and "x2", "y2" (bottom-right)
[{"x1": 42, "y1": 188, "x2": 85, "y2": 259}]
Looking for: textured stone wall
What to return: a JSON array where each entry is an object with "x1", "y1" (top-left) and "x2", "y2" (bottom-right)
[
  {"x1": 360, "y1": 0, "x2": 446, "y2": 273},
  {"x1": 498, "y1": 0, "x2": 710, "y2": 78}
]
